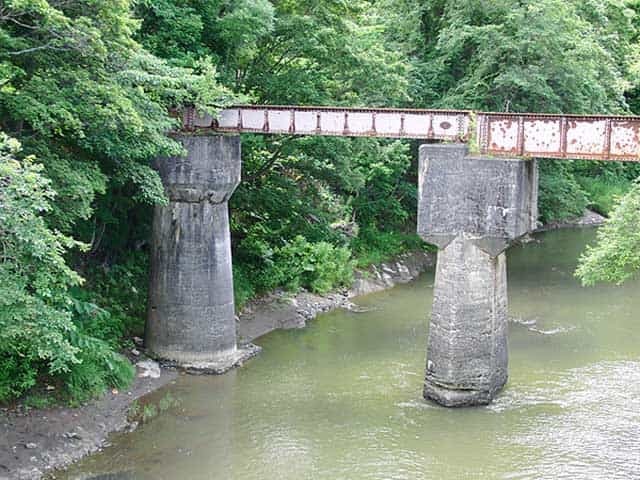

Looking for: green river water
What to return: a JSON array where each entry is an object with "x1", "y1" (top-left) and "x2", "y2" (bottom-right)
[{"x1": 58, "y1": 228, "x2": 640, "y2": 480}]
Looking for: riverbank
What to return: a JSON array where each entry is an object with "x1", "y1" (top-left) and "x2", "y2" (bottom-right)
[
  {"x1": 535, "y1": 209, "x2": 606, "y2": 232},
  {"x1": 0, "y1": 366, "x2": 177, "y2": 480}
]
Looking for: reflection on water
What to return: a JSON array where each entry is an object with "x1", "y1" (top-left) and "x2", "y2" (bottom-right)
[{"x1": 58, "y1": 229, "x2": 640, "y2": 480}]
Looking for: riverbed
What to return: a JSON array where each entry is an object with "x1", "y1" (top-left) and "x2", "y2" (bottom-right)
[{"x1": 56, "y1": 228, "x2": 640, "y2": 480}]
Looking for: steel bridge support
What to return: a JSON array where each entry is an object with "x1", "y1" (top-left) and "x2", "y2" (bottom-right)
[
  {"x1": 418, "y1": 144, "x2": 538, "y2": 406},
  {"x1": 145, "y1": 134, "x2": 259, "y2": 372}
]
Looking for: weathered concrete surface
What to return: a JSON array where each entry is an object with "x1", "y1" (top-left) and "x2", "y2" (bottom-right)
[
  {"x1": 146, "y1": 135, "x2": 259, "y2": 373},
  {"x1": 418, "y1": 144, "x2": 537, "y2": 257},
  {"x1": 418, "y1": 143, "x2": 537, "y2": 407},
  {"x1": 424, "y1": 235, "x2": 508, "y2": 406}
]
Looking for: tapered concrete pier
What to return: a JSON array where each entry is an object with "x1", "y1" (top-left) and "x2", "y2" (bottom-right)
[
  {"x1": 146, "y1": 134, "x2": 258, "y2": 373},
  {"x1": 418, "y1": 144, "x2": 537, "y2": 406}
]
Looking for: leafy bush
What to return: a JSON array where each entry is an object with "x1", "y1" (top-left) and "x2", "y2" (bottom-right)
[
  {"x1": 0, "y1": 134, "x2": 132, "y2": 404},
  {"x1": 65, "y1": 310, "x2": 134, "y2": 404},
  {"x1": 352, "y1": 227, "x2": 429, "y2": 269},
  {"x1": 576, "y1": 176, "x2": 632, "y2": 217},
  {"x1": 272, "y1": 236, "x2": 355, "y2": 293},
  {"x1": 77, "y1": 252, "x2": 150, "y2": 344},
  {"x1": 576, "y1": 180, "x2": 640, "y2": 286},
  {"x1": 351, "y1": 141, "x2": 416, "y2": 231},
  {"x1": 0, "y1": 134, "x2": 83, "y2": 401},
  {"x1": 233, "y1": 265, "x2": 257, "y2": 310},
  {"x1": 234, "y1": 236, "x2": 355, "y2": 300}
]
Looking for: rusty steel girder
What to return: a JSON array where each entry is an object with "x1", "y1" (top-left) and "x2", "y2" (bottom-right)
[
  {"x1": 477, "y1": 112, "x2": 640, "y2": 162},
  {"x1": 180, "y1": 106, "x2": 640, "y2": 162},
  {"x1": 182, "y1": 105, "x2": 471, "y2": 142}
]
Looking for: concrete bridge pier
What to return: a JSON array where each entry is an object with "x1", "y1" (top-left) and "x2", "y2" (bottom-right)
[
  {"x1": 145, "y1": 134, "x2": 259, "y2": 373},
  {"x1": 418, "y1": 144, "x2": 537, "y2": 407}
]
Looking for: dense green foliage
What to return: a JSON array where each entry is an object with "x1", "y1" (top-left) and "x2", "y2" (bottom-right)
[
  {"x1": 0, "y1": 134, "x2": 80, "y2": 400},
  {"x1": 576, "y1": 181, "x2": 640, "y2": 285},
  {"x1": 1, "y1": 0, "x2": 640, "y2": 403},
  {"x1": 0, "y1": 134, "x2": 133, "y2": 402}
]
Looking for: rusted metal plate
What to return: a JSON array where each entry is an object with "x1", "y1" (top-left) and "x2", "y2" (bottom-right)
[
  {"x1": 180, "y1": 106, "x2": 640, "y2": 162},
  {"x1": 477, "y1": 113, "x2": 640, "y2": 162},
  {"x1": 183, "y1": 105, "x2": 471, "y2": 142}
]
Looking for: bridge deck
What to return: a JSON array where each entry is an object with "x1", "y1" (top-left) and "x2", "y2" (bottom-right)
[{"x1": 181, "y1": 105, "x2": 640, "y2": 162}]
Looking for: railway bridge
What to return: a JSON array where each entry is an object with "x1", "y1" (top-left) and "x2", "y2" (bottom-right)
[{"x1": 145, "y1": 105, "x2": 640, "y2": 407}]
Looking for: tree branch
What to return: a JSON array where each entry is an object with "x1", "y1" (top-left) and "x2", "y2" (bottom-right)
[
  {"x1": 244, "y1": 140, "x2": 293, "y2": 183},
  {"x1": 6, "y1": 41, "x2": 71, "y2": 55}
]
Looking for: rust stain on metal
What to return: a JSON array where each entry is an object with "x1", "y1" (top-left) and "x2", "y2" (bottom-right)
[
  {"x1": 604, "y1": 119, "x2": 612, "y2": 158},
  {"x1": 516, "y1": 117, "x2": 524, "y2": 156},
  {"x1": 181, "y1": 106, "x2": 640, "y2": 162},
  {"x1": 208, "y1": 105, "x2": 469, "y2": 142},
  {"x1": 289, "y1": 109, "x2": 296, "y2": 134},
  {"x1": 479, "y1": 112, "x2": 640, "y2": 162}
]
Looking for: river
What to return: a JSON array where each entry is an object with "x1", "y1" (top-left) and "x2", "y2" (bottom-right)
[{"x1": 57, "y1": 228, "x2": 640, "y2": 480}]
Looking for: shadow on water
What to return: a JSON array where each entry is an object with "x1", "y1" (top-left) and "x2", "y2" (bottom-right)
[{"x1": 58, "y1": 228, "x2": 640, "y2": 480}]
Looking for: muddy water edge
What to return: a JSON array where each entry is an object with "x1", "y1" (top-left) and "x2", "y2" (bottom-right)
[{"x1": 1, "y1": 251, "x2": 434, "y2": 480}]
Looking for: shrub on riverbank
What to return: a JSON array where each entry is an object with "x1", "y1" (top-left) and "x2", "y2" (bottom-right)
[
  {"x1": 576, "y1": 180, "x2": 640, "y2": 286},
  {"x1": 0, "y1": 135, "x2": 133, "y2": 404},
  {"x1": 234, "y1": 236, "x2": 355, "y2": 309},
  {"x1": 352, "y1": 228, "x2": 429, "y2": 269},
  {"x1": 577, "y1": 177, "x2": 632, "y2": 216},
  {"x1": 538, "y1": 160, "x2": 589, "y2": 223},
  {"x1": 232, "y1": 228, "x2": 430, "y2": 310}
]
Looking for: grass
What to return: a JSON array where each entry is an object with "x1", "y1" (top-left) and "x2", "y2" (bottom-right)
[
  {"x1": 128, "y1": 392, "x2": 181, "y2": 425},
  {"x1": 22, "y1": 392, "x2": 59, "y2": 410},
  {"x1": 351, "y1": 230, "x2": 433, "y2": 269}
]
